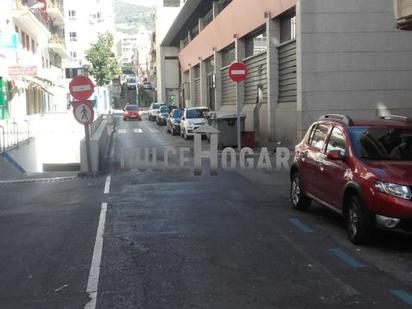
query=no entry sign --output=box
[228,62,247,82]
[69,75,94,101]
[73,101,94,125]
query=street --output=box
[1,116,412,309]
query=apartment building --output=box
[116,24,151,73]
[63,0,115,111]
[161,0,412,145]
[0,0,68,121]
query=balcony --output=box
[13,0,51,37]
[47,0,65,27]
[48,34,68,58]
[38,65,64,83]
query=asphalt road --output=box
[1,116,412,308]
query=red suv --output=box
[290,114,412,244]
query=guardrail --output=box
[90,114,104,136]
[0,118,32,154]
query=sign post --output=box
[69,76,95,174]
[228,62,247,151]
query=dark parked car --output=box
[167,108,184,135]
[290,114,412,244]
[123,104,141,121]
[156,105,170,126]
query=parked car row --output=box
[147,103,210,140]
[290,114,412,244]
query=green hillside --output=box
[114,0,155,29]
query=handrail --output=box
[0,125,4,153]
[0,118,32,153]
[90,115,104,136]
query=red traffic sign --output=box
[228,62,247,82]
[73,101,94,125]
[69,75,94,101]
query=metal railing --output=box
[0,118,32,154]
[90,115,104,136]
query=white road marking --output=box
[134,128,143,133]
[118,129,127,134]
[104,175,111,194]
[84,202,108,309]
[149,128,159,133]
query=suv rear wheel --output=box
[346,195,371,244]
[290,173,311,210]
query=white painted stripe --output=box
[84,202,108,309]
[118,129,127,134]
[134,128,143,133]
[104,175,111,194]
[231,69,246,75]
[149,128,159,133]
[72,85,92,92]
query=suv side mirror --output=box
[327,150,343,161]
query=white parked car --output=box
[180,107,210,139]
[148,102,163,121]
[126,77,137,89]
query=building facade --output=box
[161,0,412,146]
[63,0,115,112]
[0,0,68,121]
[154,0,184,105]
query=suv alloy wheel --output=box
[290,173,311,211]
[346,195,372,244]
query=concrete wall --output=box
[157,46,180,104]
[80,119,111,173]
[297,0,412,140]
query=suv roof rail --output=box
[378,114,409,122]
[319,114,353,126]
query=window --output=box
[31,39,35,53]
[280,11,296,43]
[70,51,77,59]
[68,10,76,20]
[25,34,30,51]
[245,31,267,57]
[222,46,235,67]
[21,31,25,49]
[309,124,330,150]
[326,127,347,156]
[69,32,77,42]
[163,0,180,7]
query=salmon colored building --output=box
[160,0,412,145]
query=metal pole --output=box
[236,82,241,152]
[84,124,92,174]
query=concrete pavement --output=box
[0,116,412,308]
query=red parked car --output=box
[123,104,141,121]
[290,114,412,244]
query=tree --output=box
[85,33,121,86]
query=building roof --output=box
[161,0,214,46]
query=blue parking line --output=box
[390,289,412,306]
[329,248,365,268]
[290,218,313,233]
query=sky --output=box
[120,0,156,7]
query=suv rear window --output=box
[349,127,412,161]
[309,124,330,150]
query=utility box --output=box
[207,112,246,149]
